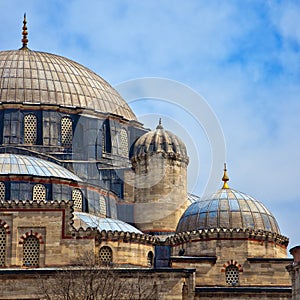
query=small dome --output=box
[177,188,280,234]
[0,49,137,121]
[74,212,142,234]
[0,153,81,181]
[132,119,188,163]
[177,166,280,234]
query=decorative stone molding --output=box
[0,219,10,234]
[19,230,44,244]
[221,259,243,273]
[169,227,289,247]
[97,230,158,245]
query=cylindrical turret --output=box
[131,120,189,236]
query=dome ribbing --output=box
[0,49,137,120]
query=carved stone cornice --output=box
[168,227,289,246]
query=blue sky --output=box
[0,1,299,250]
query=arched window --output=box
[147,251,154,267]
[61,117,73,147]
[72,189,83,211]
[98,246,113,265]
[23,235,40,267]
[225,265,239,286]
[0,226,6,266]
[0,182,5,201]
[24,114,37,144]
[119,128,129,157]
[33,184,46,201]
[99,195,106,216]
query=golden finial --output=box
[156,118,163,129]
[20,13,28,50]
[222,163,229,189]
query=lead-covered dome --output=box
[176,167,280,234]
[74,212,142,234]
[0,153,81,181]
[0,48,137,121]
[131,119,189,163]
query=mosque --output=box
[0,16,298,299]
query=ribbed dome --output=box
[0,49,137,120]
[0,153,81,181]
[176,188,280,234]
[74,212,142,234]
[132,120,188,163]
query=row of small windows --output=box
[0,235,113,268]
[0,183,107,215]
[97,247,154,268]
[102,124,129,158]
[0,239,153,268]
[24,114,72,147]
[0,182,83,205]
[22,114,129,157]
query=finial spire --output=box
[222,163,229,189]
[156,118,163,129]
[20,13,28,50]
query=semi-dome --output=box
[176,166,280,234]
[131,119,189,163]
[74,212,142,234]
[0,153,81,181]
[0,26,136,121]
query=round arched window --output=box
[225,265,239,286]
[33,184,46,201]
[72,189,83,211]
[23,235,40,267]
[61,117,73,147]
[98,246,113,265]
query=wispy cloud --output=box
[0,0,299,249]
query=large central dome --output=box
[0,49,137,121]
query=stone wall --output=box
[170,229,291,288]
[0,267,196,300]
[0,200,95,267]
[133,154,188,233]
[287,246,300,300]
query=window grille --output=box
[0,226,6,266]
[119,128,129,157]
[23,235,40,267]
[0,182,5,201]
[33,184,46,201]
[225,265,239,286]
[99,246,112,265]
[102,124,106,154]
[72,189,83,211]
[61,117,72,147]
[24,114,37,144]
[99,195,106,216]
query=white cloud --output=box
[0,0,299,249]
